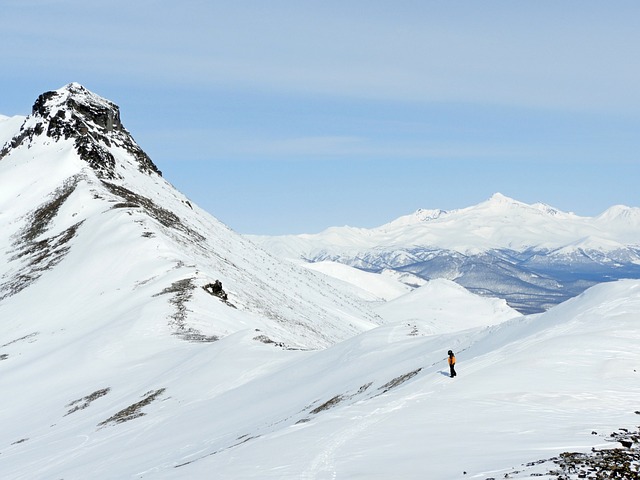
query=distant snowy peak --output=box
[472,193,575,220]
[251,193,639,259]
[596,204,640,226]
[382,193,573,232]
[383,208,448,228]
[1,83,161,179]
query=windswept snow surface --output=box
[1,280,639,479]
[302,260,413,301]
[1,115,25,142]
[374,278,521,334]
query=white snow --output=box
[1,87,639,479]
[2,277,638,479]
[250,191,640,258]
[301,260,412,301]
[374,278,521,334]
[0,114,26,145]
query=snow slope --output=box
[374,278,520,334]
[301,260,413,301]
[1,278,638,479]
[300,262,520,333]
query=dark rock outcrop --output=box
[203,280,228,301]
[1,83,162,179]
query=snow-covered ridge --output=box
[0,83,381,350]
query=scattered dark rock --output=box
[101,181,204,241]
[378,368,422,394]
[174,434,261,468]
[356,382,373,395]
[0,178,83,301]
[0,354,7,361]
[98,388,166,427]
[18,176,80,243]
[0,120,42,161]
[155,278,218,342]
[310,395,345,415]
[508,423,640,479]
[65,388,111,416]
[1,332,39,348]
[253,335,286,348]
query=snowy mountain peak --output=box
[487,192,516,204]
[31,82,122,133]
[596,204,640,226]
[474,193,578,222]
[481,192,531,210]
[1,83,161,179]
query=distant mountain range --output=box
[251,193,640,313]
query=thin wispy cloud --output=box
[3,1,640,112]
[2,1,639,233]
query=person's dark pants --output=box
[449,364,456,377]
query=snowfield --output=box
[2,279,639,479]
[1,84,639,479]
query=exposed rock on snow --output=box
[3,83,161,178]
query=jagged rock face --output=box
[32,84,123,135]
[2,83,162,179]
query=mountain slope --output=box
[2,273,638,478]
[0,83,380,352]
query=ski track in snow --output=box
[301,366,445,479]
[301,399,412,479]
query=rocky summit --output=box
[1,82,161,179]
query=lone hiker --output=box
[447,350,457,378]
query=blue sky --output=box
[1,1,639,234]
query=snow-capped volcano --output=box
[2,85,639,479]
[251,193,640,313]
[254,192,640,256]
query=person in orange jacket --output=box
[448,350,457,378]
